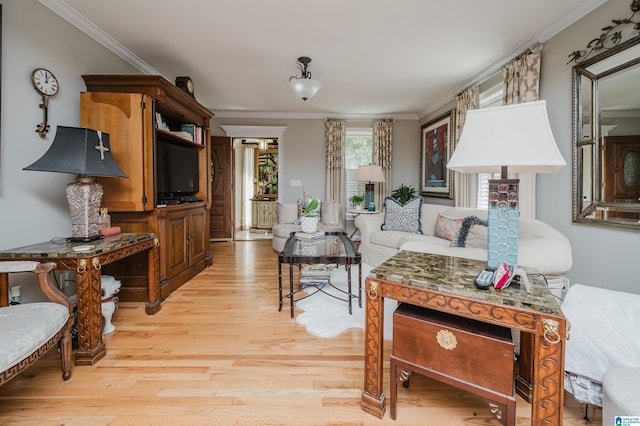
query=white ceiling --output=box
[43,0,606,118]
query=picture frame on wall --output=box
[420,109,455,199]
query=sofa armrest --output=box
[354,211,385,246]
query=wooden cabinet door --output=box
[210,136,233,240]
[189,207,207,266]
[81,92,154,212]
[165,211,190,280]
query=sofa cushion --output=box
[465,222,488,249]
[321,200,340,226]
[277,202,299,224]
[450,216,488,248]
[381,197,423,233]
[434,214,463,241]
[272,223,301,239]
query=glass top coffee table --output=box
[278,232,361,318]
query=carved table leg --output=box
[145,240,161,314]
[74,257,106,365]
[361,278,386,418]
[531,317,566,425]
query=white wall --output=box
[0,0,139,250]
[538,0,639,293]
[0,1,139,300]
[211,117,420,204]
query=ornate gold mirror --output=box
[570,1,640,230]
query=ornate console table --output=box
[0,233,160,366]
[361,251,566,425]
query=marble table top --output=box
[0,233,156,259]
[369,250,562,316]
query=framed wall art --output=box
[420,109,455,198]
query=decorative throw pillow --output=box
[465,222,489,249]
[434,214,463,241]
[381,197,423,233]
[450,216,488,248]
[277,202,299,224]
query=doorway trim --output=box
[219,126,287,201]
[220,126,286,239]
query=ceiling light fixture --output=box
[289,56,322,101]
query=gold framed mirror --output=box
[571,2,640,230]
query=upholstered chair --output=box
[0,261,74,385]
[272,200,345,252]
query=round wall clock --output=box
[31,68,59,138]
[32,68,59,96]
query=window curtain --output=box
[453,86,478,208]
[373,119,393,210]
[243,144,256,229]
[502,51,541,219]
[325,119,346,207]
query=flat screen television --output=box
[156,140,199,200]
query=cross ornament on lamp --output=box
[355,164,386,211]
[447,100,565,274]
[24,126,127,242]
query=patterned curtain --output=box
[502,51,541,218]
[324,119,346,208]
[373,119,393,210]
[454,86,478,208]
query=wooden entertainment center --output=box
[80,75,213,301]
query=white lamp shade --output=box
[289,78,322,101]
[355,164,386,182]
[447,100,566,174]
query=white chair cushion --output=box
[0,302,69,371]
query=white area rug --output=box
[295,263,396,340]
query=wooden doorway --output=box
[210,136,233,240]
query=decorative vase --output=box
[300,216,319,233]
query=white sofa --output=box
[272,201,345,252]
[561,284,640,409]
[355,203,572,293]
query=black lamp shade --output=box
[24,126,127,178]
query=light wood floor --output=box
[0,240,601,425]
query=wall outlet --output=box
[290,179,302,187]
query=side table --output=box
[348,208,381,242]
[0,233,160,365]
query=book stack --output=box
[300,264,336,286]
[295,231,325,242]
[180,124,204,144]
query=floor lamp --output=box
[447,100,565,273]
[24,126,128,242]
[355,164,386,210]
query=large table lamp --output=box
[24,126,127,242]
[355,164,386,210]
[446,100,565,272]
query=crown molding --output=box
[419,0,608,120]
[38,0,161,75]
[212,110,418,121]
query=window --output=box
[345,128,373,206]
[476,81,503,209]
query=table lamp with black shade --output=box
[446,100,565,281]
[24,126,127,242]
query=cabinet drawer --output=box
[392,303,514,396]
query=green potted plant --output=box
[300,198,320,233]
[391,184,416,204]
[349,194,365,210]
